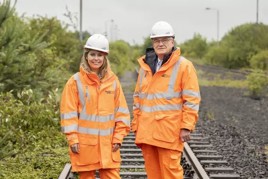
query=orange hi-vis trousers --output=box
[79,168,121,179]
[141,144,183,179]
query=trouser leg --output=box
[141,144,162,179]
[99,168,121,179]
[158,147,183,179]
[79,170,96,179]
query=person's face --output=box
[87,50,106,73]
[152,37,174,59]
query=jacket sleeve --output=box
[60,76,79,146]
[112,78,130,144]
[181,61,201,131]
[131,68,142,132]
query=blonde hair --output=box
[81,48,109,79]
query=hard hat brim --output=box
[84,46,109,54]
[150,34,175,39]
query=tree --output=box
[179,33,208,59]
[109,40,137,76]
[219,23,268,68]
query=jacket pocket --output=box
[152,116,179,143]
[169,152,182,170]
[76,136,99,165]
[111,150,121,162]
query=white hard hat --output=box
[150,21,175,39]
[84,34,109,54]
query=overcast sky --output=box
[8,0,268,45]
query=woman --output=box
[60,34,130,179]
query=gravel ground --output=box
[197,86,268,179]
[122,67,268,178]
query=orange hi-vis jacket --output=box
[60,66,130,172]
[131,48,201,152]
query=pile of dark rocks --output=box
[198,86,268,179]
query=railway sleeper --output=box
[121,153,143,158]
[196,154,223,160]
[188,141,210,145]
[121,165,145,169]
[205,167,234,173]
[120,148,141,151]
[189,144,213,149]
[193,149,218,153]
[121,144,138,148]
[209,173,241,179]
[200,160,228,165]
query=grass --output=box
[197,69,248,88]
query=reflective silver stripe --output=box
[116,107,130,114]
[182,89,201,98]
[115,118,130,126]
[139,92,146,99]
[61,124,78,133]
[141,104,182,113]
[168,57,184,94]
[74,73,85,108]
[139,68,144,91]
[78,127,114,136]
[184,102,200,111]
[139,91,181,100]
[61,111,79,120]
[79,113,114,122]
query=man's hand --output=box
[70,143,79,153]
[112,143,121,152]
[180,129,191,142]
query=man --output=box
[131,21,201,179]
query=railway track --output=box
[58,71,241,179]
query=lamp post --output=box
[206,7,220,42]
[256,0,259,23]
[104,19,113,40]
[79,0,83,41]
[104,19,118,42]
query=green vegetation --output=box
[0,89,68,178]
[1,0,268,178]
[180,23,268,97]
[246,70,268,99]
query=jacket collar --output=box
[138,47,181,73]
[79,59,115,85]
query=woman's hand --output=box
[70,143,80,153]
[112,143,121,152]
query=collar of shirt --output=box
[156,58,163,72]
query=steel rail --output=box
[183,142,210,179]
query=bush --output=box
[0,89,69,179]
[250,50,268,71]
[246,70,268,99]
[179,33,208,59]
[203,45,228,66]
[203,23,268,69]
